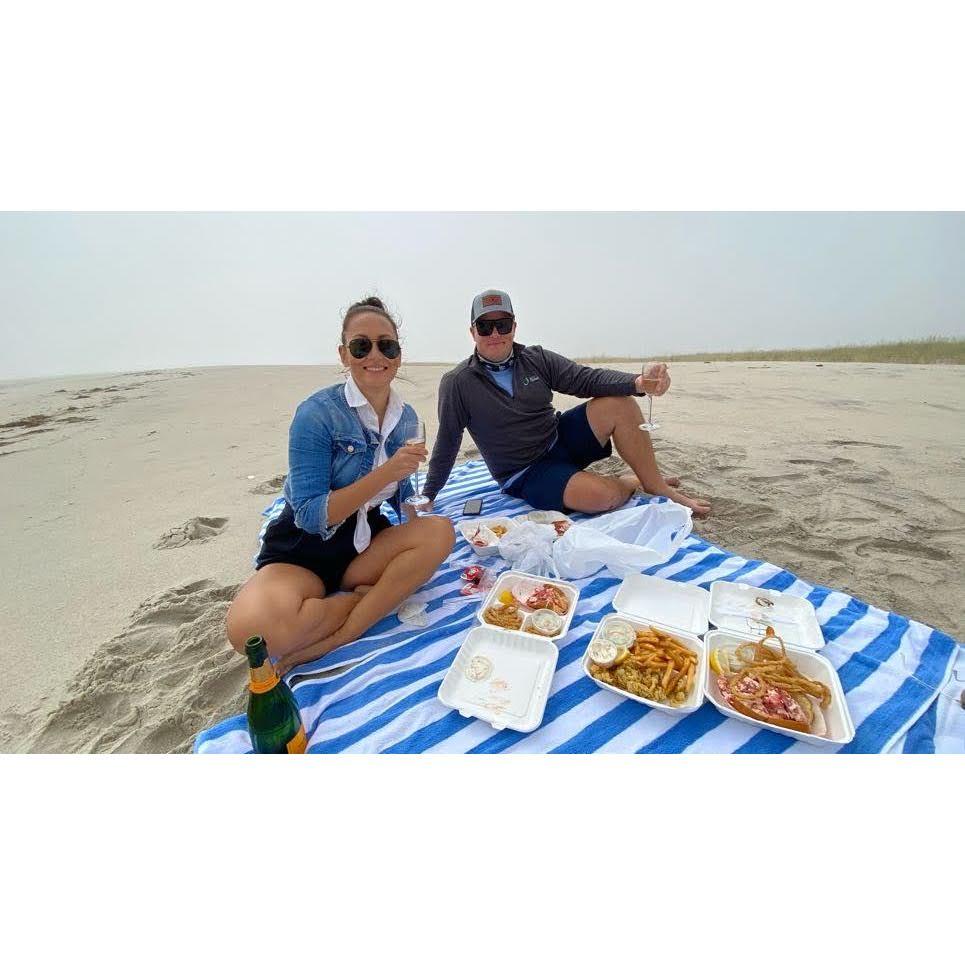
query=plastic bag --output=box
[397,598,430,627]
[498,520,559,578]
[552,501,693,580]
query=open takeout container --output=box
[582,573,711,716]
[476,570,580,642]
[525,509,573,539]
[708,581,825,651]
[457,516,519,558]
[437,625,559,732]
[703,628,855,747]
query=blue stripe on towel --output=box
[550,701,653,754]
[901,697,938,755]
[195,460,961,755]
[842,628,958,754]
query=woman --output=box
[226,296,455,673]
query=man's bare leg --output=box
[563,471,636,514]
[585,397,711,517]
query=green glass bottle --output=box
[245,636,307,754]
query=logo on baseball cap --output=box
[470,289,514,324]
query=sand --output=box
[0,361,962,752]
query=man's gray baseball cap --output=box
[470,289,514,324]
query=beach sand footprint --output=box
[154,516,228,549]
[249,474,286,495]
[2,579,246,753]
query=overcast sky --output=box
[1,212,963,380]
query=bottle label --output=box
[286,726,307,754]
[248,665,278,694]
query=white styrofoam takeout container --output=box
[457,516,518,558]
[476,570,579,642]
[708,581,825,651]
[525,510,572,538]
[614,573,711,637]
[582,573,712,716]
[437,625,559,732]
[703,628,855,747]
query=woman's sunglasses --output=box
[474,318,515,336]
[346,336,402,360]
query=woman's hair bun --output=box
[341,294,399,340]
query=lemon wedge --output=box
[611,647,630,667]
[709,647,734,676]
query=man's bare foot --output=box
[621,472,683,495]
[669,491,711,519]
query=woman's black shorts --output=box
[255,502,391,593]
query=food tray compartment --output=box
[703,629,854,747]
[612,573,711,637]
[476,570,579,641]
[708,581,825,651]
[582,614,707,716]
[458,516,518,558]
[437,625,559,732]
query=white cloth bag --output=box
[552,502,693,580]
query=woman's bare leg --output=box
[225,563,364,659]
[273,516,456,675]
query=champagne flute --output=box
[404,417,430,512]
[638,365,661,432]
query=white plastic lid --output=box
[611,573,711,637]
[708,581,825,651]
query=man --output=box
[421,289,711,518]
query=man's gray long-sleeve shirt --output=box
[423,343,640,500]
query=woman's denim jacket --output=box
[283,382,418,539]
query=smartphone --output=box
[462,497,483,516]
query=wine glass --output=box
[638,365,661,432]
[404,417,430,512]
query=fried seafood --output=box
[589,626,697,707]
[483,603,523,630]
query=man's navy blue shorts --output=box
[502,402,611,511]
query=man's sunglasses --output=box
[474,317,515,337]
[346,336,402,360]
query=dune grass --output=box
[579,336,964,365]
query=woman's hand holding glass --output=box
[383,443,427,483]
[403,418,431,512]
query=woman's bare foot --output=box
[274,630,349,676]
[665,475,681,488]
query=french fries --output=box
[589,625,698,707]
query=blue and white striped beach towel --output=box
[195,461,963,754]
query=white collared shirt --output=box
[343,374,404,552]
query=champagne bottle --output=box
[245,636,307,754]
